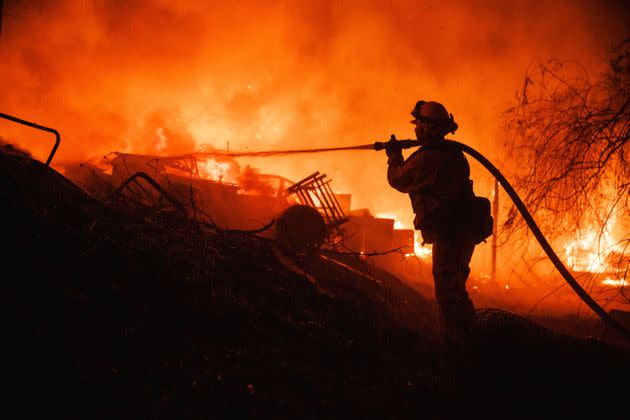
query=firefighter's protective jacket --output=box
[387,141,473,236]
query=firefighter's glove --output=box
[385,141,403,165]
[385,141,402,157]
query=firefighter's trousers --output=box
[432,237,476,342]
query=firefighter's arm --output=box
[387,150,436,193]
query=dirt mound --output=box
[2,148,629,419]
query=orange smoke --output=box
[1,0,628,300]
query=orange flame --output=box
[155,128,168,152]
[375,212,432,260]
[198,158,234,183]
[564,215,626,286]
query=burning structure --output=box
[106,152,291,231]
[4,139,629,419]
[62,150,417,267]
[2,2,630,418]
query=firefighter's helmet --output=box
[410,100,458,135]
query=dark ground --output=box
[3,146,630,419]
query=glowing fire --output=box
[602,278,627,287]
[375,212,432,260]
[413,235,432,260]
[564,215,626,286]
[155,128,168,152]
[197,158,233,183]
[375,213,405,229]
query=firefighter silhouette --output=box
[386,100,477,343]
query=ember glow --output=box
[413,238,433,260]
[1,0,627,298]
[375,212,431,259]
[375,213,405,230]
[564,214,627,286]
[155,128,168,152]
[197,158,234,184]
[565,230,621,273]
[602,278,628,287]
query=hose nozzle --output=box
[374,135,419,151]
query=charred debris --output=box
[2,142,630,418]
[61,148,418,269]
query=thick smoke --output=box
[1,0,628,309]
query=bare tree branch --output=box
[501,40,630,299]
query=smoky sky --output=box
[1,0,628,222]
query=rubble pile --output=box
[2,145,629,419]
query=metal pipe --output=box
[0,112,61,166]
[323,179,345,221]
[314,175,335,223]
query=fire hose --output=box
[196,136,630,340]
[2,111,622,339]
[435,138,630,341]
[1,107,625,338]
